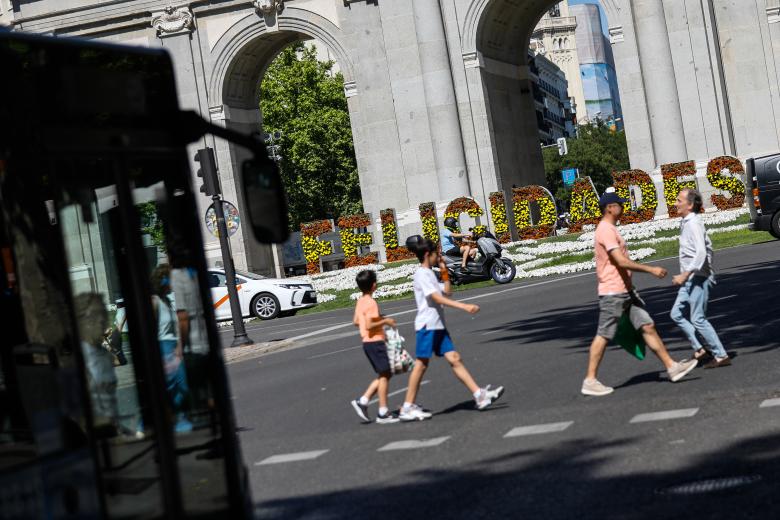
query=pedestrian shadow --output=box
[434,399,510,416]
[475,259,780,356]
[255,431,780,519]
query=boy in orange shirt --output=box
[350,270,400,424]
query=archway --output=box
[207,8,359,274]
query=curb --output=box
[224,339,296,364]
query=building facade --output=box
[5,0,780,274]
[530,51,575,144]
[569,3,622,126]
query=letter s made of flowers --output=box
[707,156,746,211]
[337,214,377,268]
[612,169,658,224]
[301,219,334,274]
[512,185,558,239]
[569,177,602,232]
[661,161,698,218]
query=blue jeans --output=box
[670,276,727,358]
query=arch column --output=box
[631,0,687,167]
[412,0,470,200]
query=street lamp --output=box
[263,130,283,162]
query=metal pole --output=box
[212,195,253,347]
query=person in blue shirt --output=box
[441,217,476,271]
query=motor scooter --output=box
[442,228,516,285]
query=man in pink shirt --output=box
[582,192,698,396]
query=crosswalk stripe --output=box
[255,450,329,466]
[504,421,573,438]
[630,408,699,423]
[378,436,450,451]
[759,398,780,408]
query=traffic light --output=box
[557,137,568,156]
[194,147,221,197]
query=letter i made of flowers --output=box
[488,192,511,243]
[419,202,440,243]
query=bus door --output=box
[0,32,279,519]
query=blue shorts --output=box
[415,328,455,359]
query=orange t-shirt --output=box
[594,220,631,295]
[353,295,385,342]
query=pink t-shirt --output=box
[594,220,631,295]
[353,295,386,342]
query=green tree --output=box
[542,121,630,201]
[260,43,362,230]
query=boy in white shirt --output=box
[399,237,504,421]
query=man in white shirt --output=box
[671,189,731,368]
[399,237,504,421]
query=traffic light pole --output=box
[213,194,254,347]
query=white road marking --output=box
[285,272,597,343]
[504,421,573,438]
[369,380,430,405]
[308,345,362,359]
[630,408,699,423]
[710,295,737,304]
[480,329,501,336]
[255,450,329,466]
[760,398,780,408]
[378,436,450,451]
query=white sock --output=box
[359,396,369,406]
[379,406,388,416]
[402,402,413,410]
[473,389,482,399]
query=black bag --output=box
[108,319,128,366]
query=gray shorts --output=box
[597,293,654,340]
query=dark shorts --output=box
[415,328,455,358]
[363,341,391,375]
[597,293,654,340]
[445,247,461,256]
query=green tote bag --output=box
[614,313,646,360]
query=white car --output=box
[207,269,317,320]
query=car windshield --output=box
[236,270,266,280]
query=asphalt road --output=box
[225,240,780,520]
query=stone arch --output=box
[208,6,356,109]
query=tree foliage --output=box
[260,43,362,230]
[542,121,630,202]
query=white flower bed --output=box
[309,208,750,301]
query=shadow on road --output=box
[476,259,780,357]
[255,431,780,519]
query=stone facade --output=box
[7,0,780,272]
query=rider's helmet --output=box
[443,216,458,231]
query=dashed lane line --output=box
[504,421,574,438]
[255,450,329,466]
[369,380,430,405]
[378,436,451,451]
[760,398,780,408]
[630,408,699,423]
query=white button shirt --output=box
[679,213,713,278]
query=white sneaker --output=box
[668,359,698,382]
[350,399,370,422]
[399,404,432,422]
[581,379,614,396]
[475,385,505,410]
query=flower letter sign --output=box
[301,219,334,274]
[337,214,377,268]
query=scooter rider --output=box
[441,217,477,271]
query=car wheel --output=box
[251,293,280,320]
[771,211,780,239]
